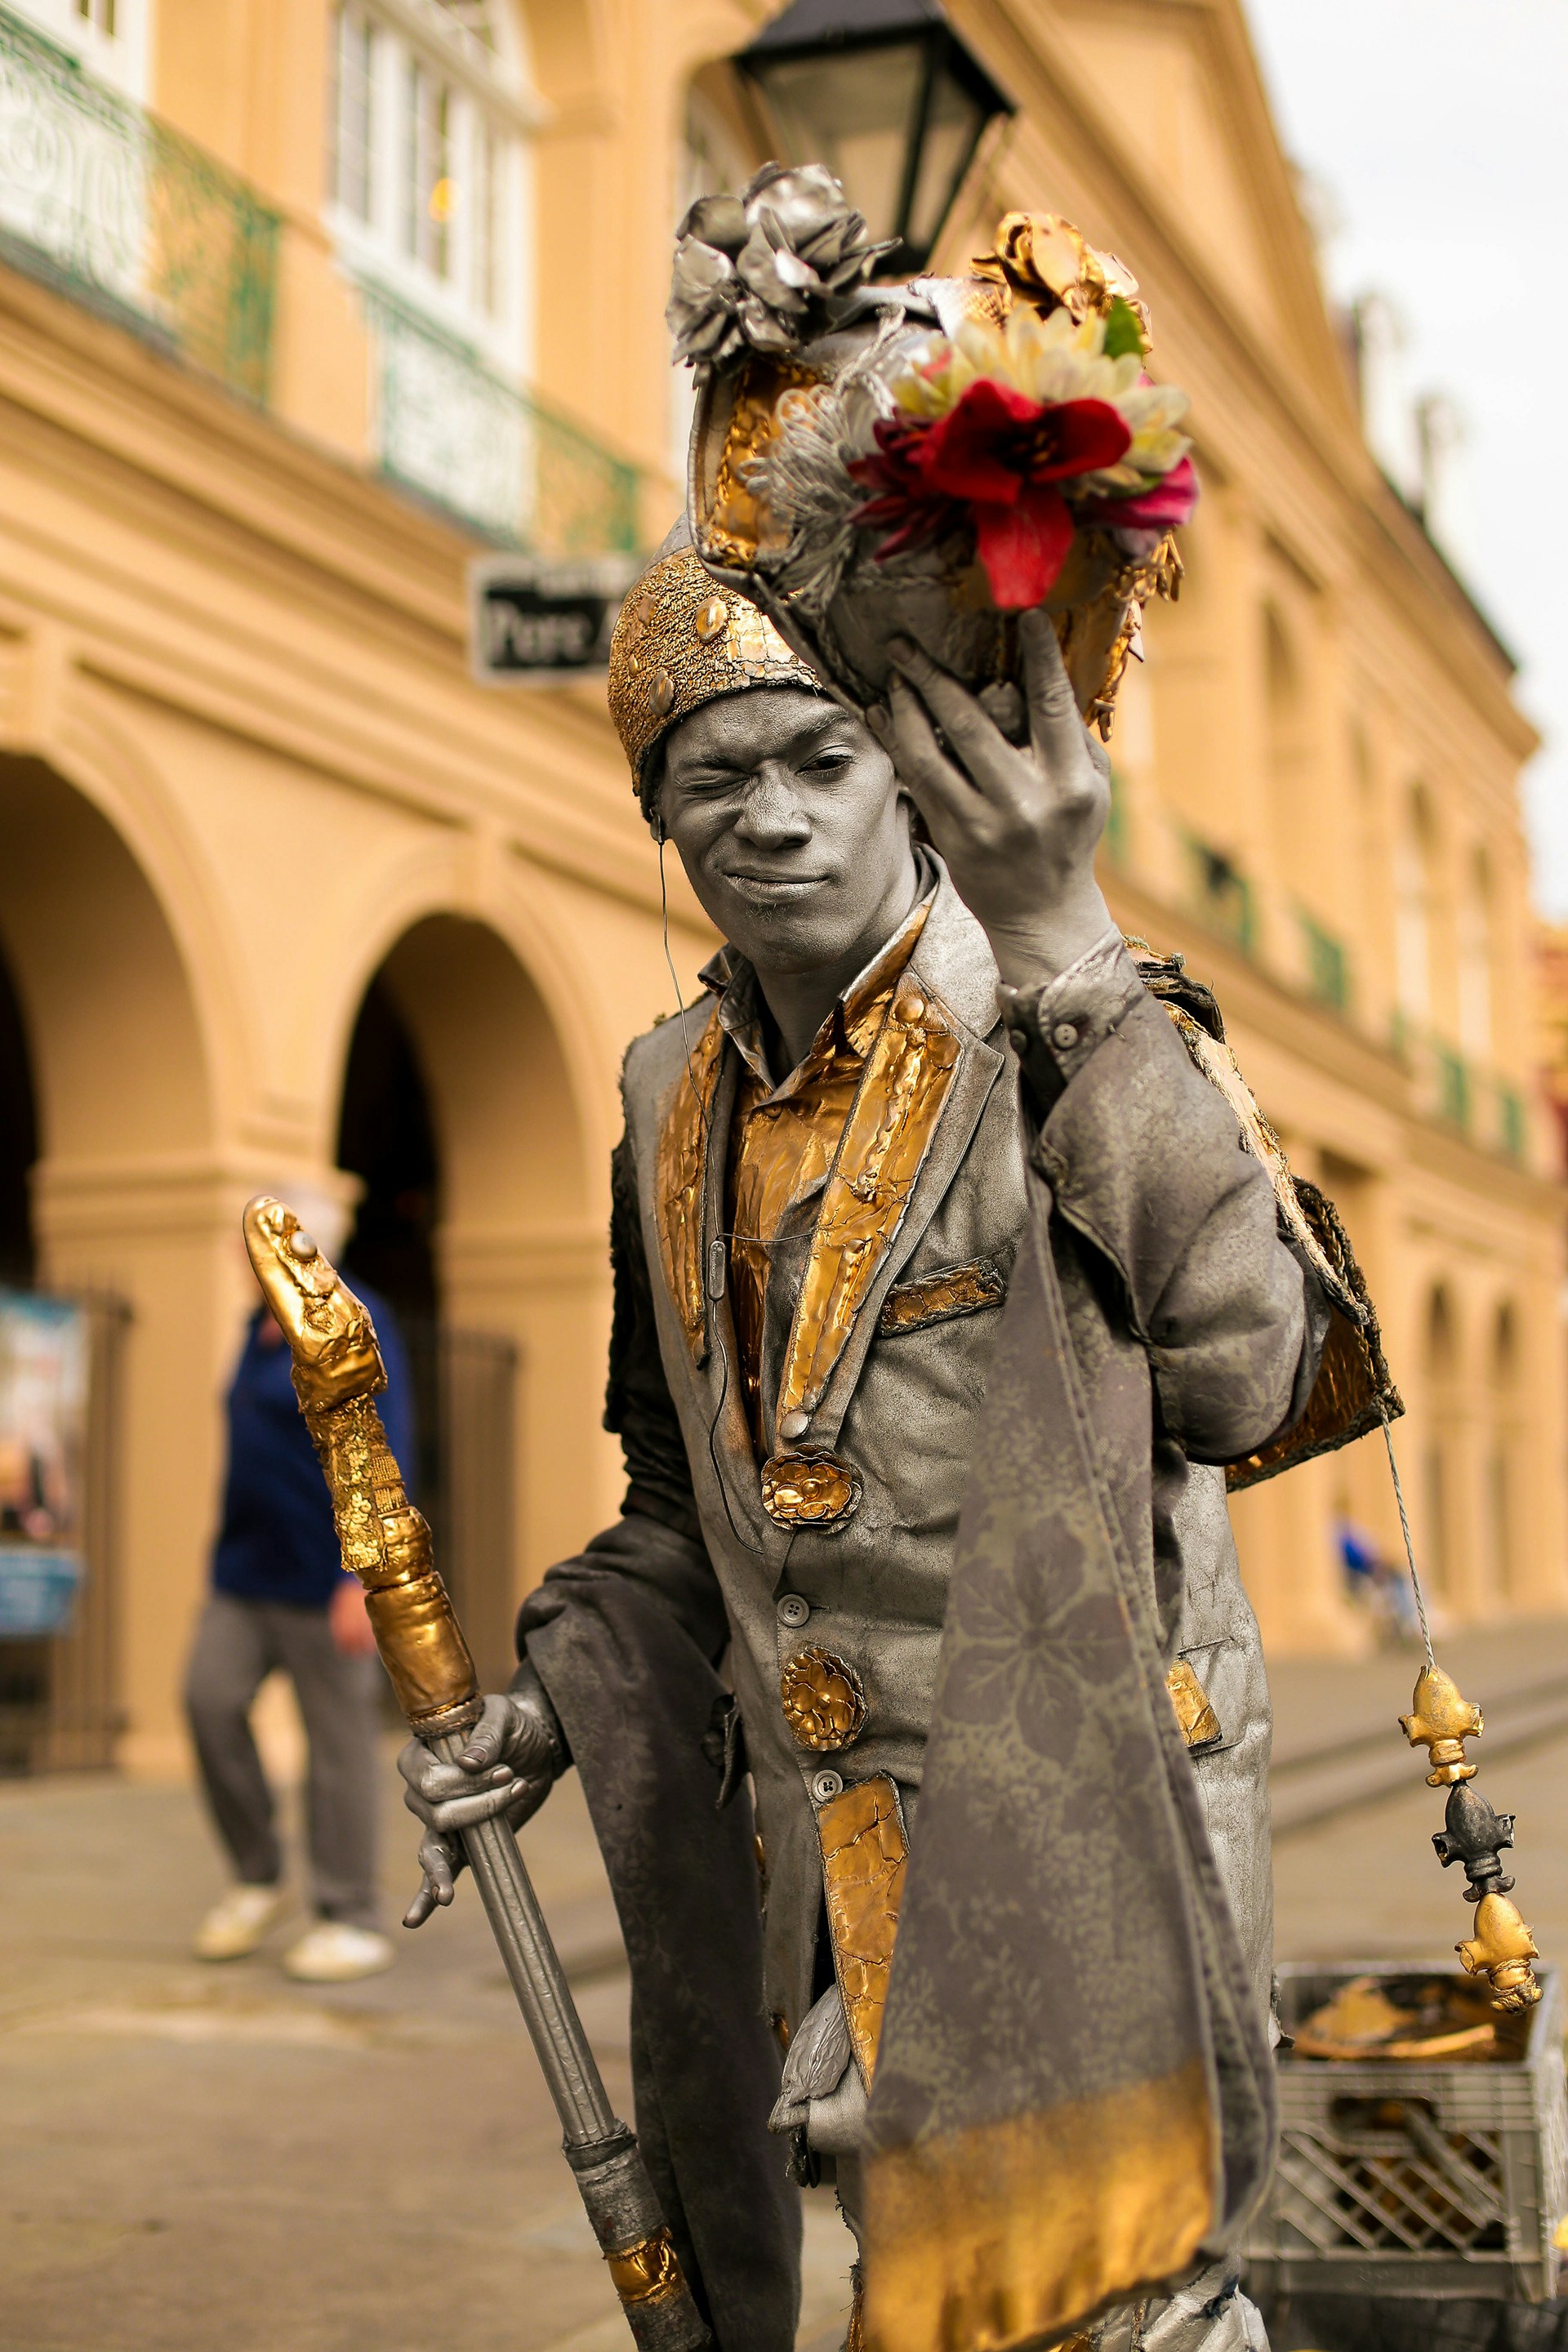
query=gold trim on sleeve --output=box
[605,2228,684,2307]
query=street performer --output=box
[399,526,1325,2352]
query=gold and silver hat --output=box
[607,538,822,810]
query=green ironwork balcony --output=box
[0,4,278,401]
[363,289,643,555]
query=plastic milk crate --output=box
[1245,1962,1567,2305]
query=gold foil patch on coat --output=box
[654,1006,725,1356]
[760,1449,862,1528]
[817,1775,908,2087]
[775,976,962,1428]
[1165,1659,1222,1751]
[878,1256,1006,1337]
[781,1646,867,1751]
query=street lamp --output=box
[734,0,1014,275]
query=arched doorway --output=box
[337,912,611,1686]
[0,753,215,1771]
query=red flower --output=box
[849,380,1132,608]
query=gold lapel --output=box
[654,1009,725,1357]
[776,972,961,1426]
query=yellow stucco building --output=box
[0,0,1559,1775]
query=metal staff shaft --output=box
[432,1732,616,2143]
[437,1744,709,2349]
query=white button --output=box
[810,1769,844,1803]
[289,1230,318,1260]
[777,1408,809,1443]
[777,1593,810,1629]
[1052,1021,1080,1050]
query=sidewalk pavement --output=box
[0,1755,858,2352]
[4,1618,1567,2352]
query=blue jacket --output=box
[212,1283,415,1610]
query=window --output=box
[325,1,535,365]
[4,0,149,100]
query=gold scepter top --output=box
[242,1196,482,1741]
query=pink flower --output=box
[1076,454,1200,531]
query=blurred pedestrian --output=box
[185,1256,413,1981]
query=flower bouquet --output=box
[670,170,1197,737]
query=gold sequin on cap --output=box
[606,544,822,788]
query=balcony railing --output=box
[0,4,278,401]
[363,289,643,555]
[1298,910,1352,1013]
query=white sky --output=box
[1241,0,1568,914]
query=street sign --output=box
[468,551,644,685]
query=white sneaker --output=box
[282,1922,395,1982]
[194,1884,288,1961]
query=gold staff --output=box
[243,1195,710,2352]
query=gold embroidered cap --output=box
[608,541,822,801]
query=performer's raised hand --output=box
[872,611,1112,987]
[398,1678,565,1927]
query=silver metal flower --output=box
[667,163,896,373]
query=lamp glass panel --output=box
[748,43,925,246]
[904,69,986,259]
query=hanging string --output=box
[1379,1402,1437,1672]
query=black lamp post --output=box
[734,0,1014,275]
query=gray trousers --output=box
[185,1592,381,1931]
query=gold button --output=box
[780,1646,867,1752]
[694,596,728,643]
[647,670,675,716]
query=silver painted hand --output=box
[398,1678,565,1927]
[873,610,1112,989]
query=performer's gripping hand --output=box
[872,611,1112,988]
[399,1668,566,1927]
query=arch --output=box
[370,910,589,1230]
[336,910,615,1655]
[0,755,212,1166]
[0,751,222,1776]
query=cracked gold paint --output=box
[1165,1659,1221,1751]
[777,973,960,1428]
[760,1449,861,1529]
[727,896,930,1447]
[878,1257,1006,1336]
[653,1005,725,1358]
[242,1196,479,1735]
[817,1776,908,2085]
[862,2059,1214,2352]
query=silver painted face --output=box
[658,686,916,984]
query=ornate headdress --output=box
[607,539,823,816]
